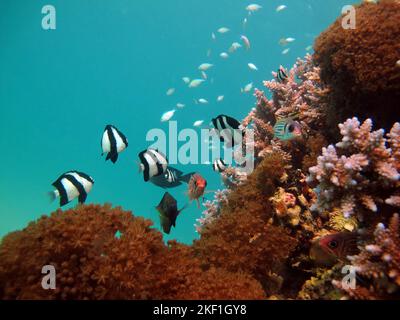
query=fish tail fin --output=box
[179,203,189,215]
[110,152,118,164]
[47,191,57,203]
[105,152,118,163]
[180,172,195,183]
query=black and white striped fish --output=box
[213,158,227,172]
[150,167,194,189]
[49,171,94,207]
[101,125,128,163]
[276,65,288,83]
[211,114,244,148]
[138,148,168,182]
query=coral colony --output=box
[1,0,400,300]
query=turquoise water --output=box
[0,0,353,244]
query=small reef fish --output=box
[161,109,176,122]
[182,77,190,84]
[176,103,185,108]
[276,65,289,83]
[156,192,187,234]
[198,63,213,71]
[206,49,212,57]
[243,17,247,28]
[213,158,227,172]
[150,167,193,189]
[189,79,205,88]
[211,32,216,40]
[310,232,359,267]
[282,48,290,55]
[220,52,229,59]
[49,171,94,207]
[101,125,128,164]
[217,27,230,34]
[243,82,253,93]
[248,63,258,71]
[166,88,175,96]
[276,5,287,12]
[273,117,302,141]
[193,120,204,127]
[201,71,207,80]
[198,98,208,104]
[305,45,313,52]
[217,95,224,102]
[187,173,207,208]
[211,114,244,148]
[241,35,251,50]
[246,4,262,12]
[279,37,295,46]
[138,148,168,182]
[229,42,242,53]
[279,38,288,46]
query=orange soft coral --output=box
[314,0,400,138]
[194,154,298,296]
[0,204,265,300]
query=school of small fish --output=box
[48,3,310,236]
[158,2,305,128]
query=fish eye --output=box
[288,124,294,132]
[328,240,338,249]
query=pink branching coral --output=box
[244,54,329,158]
[333,213,400,299]
[307,118,400,218]
[195,189,230,233]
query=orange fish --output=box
[310,232,359,266]
[187,173,207,208]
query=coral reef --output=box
[333,213,400,299]
[1,3,400,301]
[244,54,329,172]
[194,154,304,297]
[298,265,344,300]
[314,0,400,138]
[0,204,265,300]
[195,189,229,233]
[307,118,400,219]
[243,55,328,160]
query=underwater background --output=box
[0,0,352,243]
